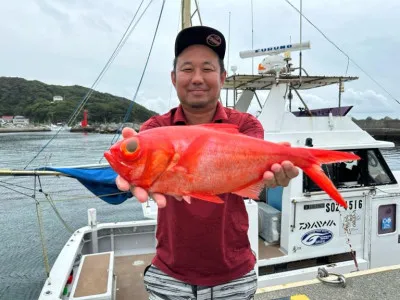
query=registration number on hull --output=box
[326,199,363,212]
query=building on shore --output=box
[1,116,13,123]
[53,95,63,102]
[12,116,30,125]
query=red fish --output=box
[104,124,360,208]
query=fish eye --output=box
[125,139,138,153]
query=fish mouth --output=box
[104,151,120,171]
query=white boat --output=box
[2,1,400,300]
[50,123,71,132]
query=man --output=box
[117,25,299,299]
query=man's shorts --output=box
[143,264,257,300]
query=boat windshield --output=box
[303,148,397,193]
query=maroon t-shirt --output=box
[140,102,264,286]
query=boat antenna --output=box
[226,11,231,107]
[299,0,303,79]
[251,0,254,74]
[227,11,231,76]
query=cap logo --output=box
[206,34,221,47]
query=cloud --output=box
[287,87,399,119]
[135,89,179,115]
[343,89,393,113]
[291,93,331,110]
[1,0,399,118]
[34,0,70,24]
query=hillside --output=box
[0,77,158,124]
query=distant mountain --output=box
[0,77,158,124]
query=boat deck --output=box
[113,239,284,299]
[97,249,399,300]
[114,253,153,300]
[255,265,400,300]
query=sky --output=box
[1,0,400,119]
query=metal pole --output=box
[339,78,342,109]
[299,0,303,79]
[181,0,191,29]
[226,11,231,107]
[251,0,254,75]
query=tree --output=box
[0,76,158,124]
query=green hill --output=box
[0,77,158,124]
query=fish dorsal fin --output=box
[195,123,240,134]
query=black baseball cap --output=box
[174,25,226,60]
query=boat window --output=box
[367,150,394,185]
[303,149,396,193]
[337,160,361,186]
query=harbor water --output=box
[1,131,400,300]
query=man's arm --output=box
[140,118,162,132]
[239,113,264,139]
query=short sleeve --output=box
[240,114,264,140]
[140,118,162,132]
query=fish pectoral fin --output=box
[175,134,209,174]
[166,153,181,171]
[189,193,224,204]
[232,180,264,199]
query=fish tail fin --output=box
[302,164,348,208]
[306,148,360,164]
[295,148,360,209]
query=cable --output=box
[105,0,167,154]
[66,0,149,127]
[168,3,183,110]
[0,180,36,191]
[24,0,153,169]
[0,182,35,198]
[283,0,400,105]
[36,176,74,233]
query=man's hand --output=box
[115,127,168,208]
[263,142,299,188]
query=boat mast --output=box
[181,0,192,29]
[181,0,202,29]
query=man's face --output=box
[171,45,226,110]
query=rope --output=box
[43,193,74,233]
[104,0,167,159]
[38,191,130,203]
[0,182,35,199]
[65,0,151,128]
[35,200,50,277]
[36,176,75,233]
[0,182,129,203]
[338,206,360,272]
[168,6,183,110]
[283,0,400,105]
[32,176,50,278]
[0,180,36,191]
[23,0,151,170]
